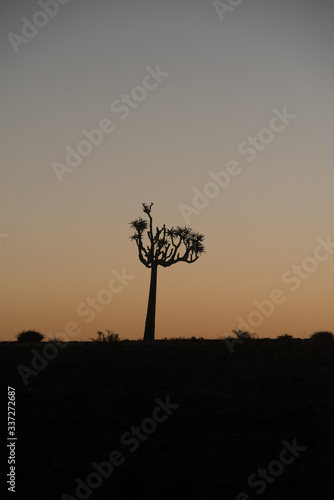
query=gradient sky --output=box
[1,0,334,341]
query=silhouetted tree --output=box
[130,203,205,341]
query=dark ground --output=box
[1,338,334,499]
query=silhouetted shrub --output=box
[91,330,120,342]
[16,330,44,343]
[310,331,334,345]
[165,337,186,342]
[232,329,255,340]
[47,336,68,344]
[277,334,294,341]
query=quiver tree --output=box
[130,203,205,341]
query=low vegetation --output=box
[16,329,45,343]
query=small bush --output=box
[310,331,334,344]
[47,336,67,344]
[232,329,255,340]
[16,330,45,343]
[277,334,294,340]
[91,330,120,342]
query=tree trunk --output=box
[143,264,158,341]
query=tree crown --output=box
[130,203,205,268]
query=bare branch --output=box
[130,203,205,269]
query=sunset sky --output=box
[1,0,334,341]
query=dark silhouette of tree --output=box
[130,203,205,341]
